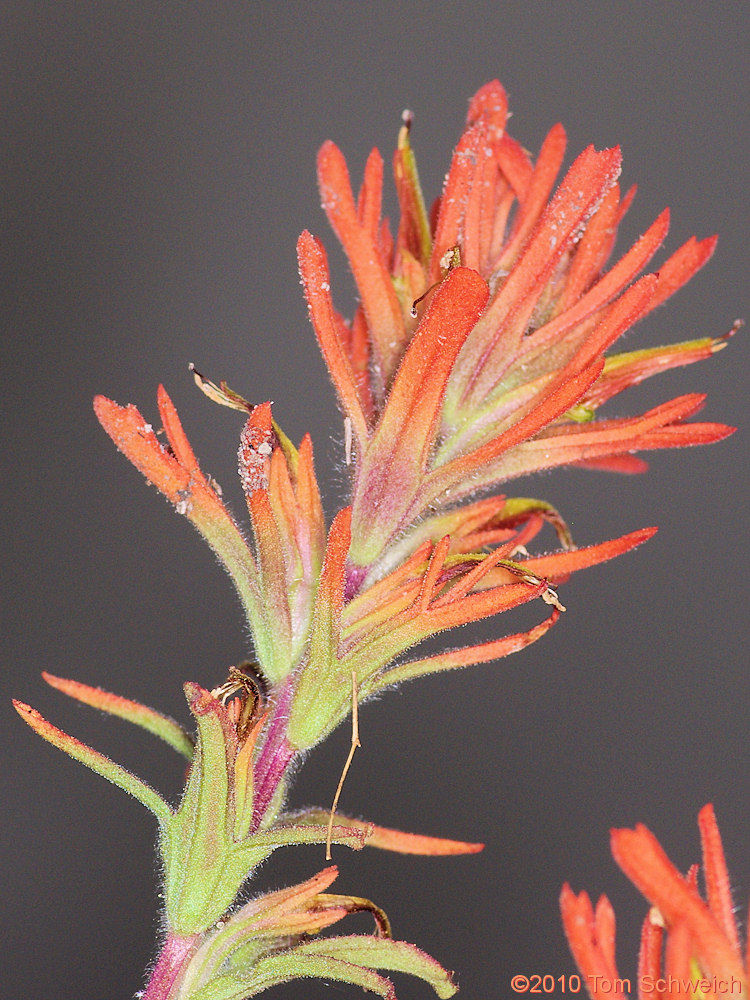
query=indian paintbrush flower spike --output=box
[88,78,735,756]
[15,80,737,999]
[300,79,733,582]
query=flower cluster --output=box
[15,80,733,999]
[562,806,748,1000]
[305,83,730,578]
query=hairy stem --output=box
[251,675,297,829]
[141,933,200,1000]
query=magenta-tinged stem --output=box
[141,933,200,1000]
[344,561,368,602]
[251,676,297,830]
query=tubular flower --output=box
[561,805,748,1000]
[299,79,733,577]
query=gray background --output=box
[3,3,748,998]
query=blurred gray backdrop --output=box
[3,3,748,998]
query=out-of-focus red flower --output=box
[561,805,747,1000]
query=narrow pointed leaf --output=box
[344,580,546,693]
[429,358,605,501]
[164,683,237,934]
[495,131,533,198]
[429,125,480,283]
[466,78,508,136]
[648,234,717,309]
[42,672,193,759]
[573,454,649,474]
[461,120,499,272]
[238,866,340,922]
[291,935,457,998]
[697,804,740,954]
[287,507,352,749]
[13,700,171,825]
[295,433,326,574]
[246,489,293,676]
[383,608,559,684]
[178,867,343,992]
[531,210,669,351]
[357,147,384,242]
[394,121,431,266]
[232,713,266,843]
[243,822,370,852]
[560,886,628,1000]
[343,540,433,630]
[199,953,396,1000]
[498,527,658,582]
[282,809,484,855]
[638,911,665,999]
[489,396,734,482]
[557,185,623,313]
[583,335,724,410]
[297,231,370,445]
[498,121,567,266]
[587,900,616,981]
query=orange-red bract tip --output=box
[517,526,658,582]
[14,700,75,748]
[297,229,370,442]
[183,681,214,712]
[40,671,128,712]
[13,698,36,721]
[317,139,406,392]
[94,393,191,504]
[697,804,741,954]
[13,699,56,741]
[42,671,109,697]
[366,827,485,856]
[466,79,508,135]
[310,506,352,641]
[560,884,627,1000]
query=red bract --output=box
[561,806,748,1000]
[93,80,734,755]
[299,79,733,575]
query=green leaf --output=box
[292,935,457,998]
[13,700,171,826]
[42,672,194,759]
[286,508,352,749]
[394,117,432,267]
[176,867,343,995]
[244,821,370,852]
[563,403,596,423]
[164,684,234,933]
[282,808,484,855]
[189,954,397,1000]
[497,497,574,548]
[162,684,301,935]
